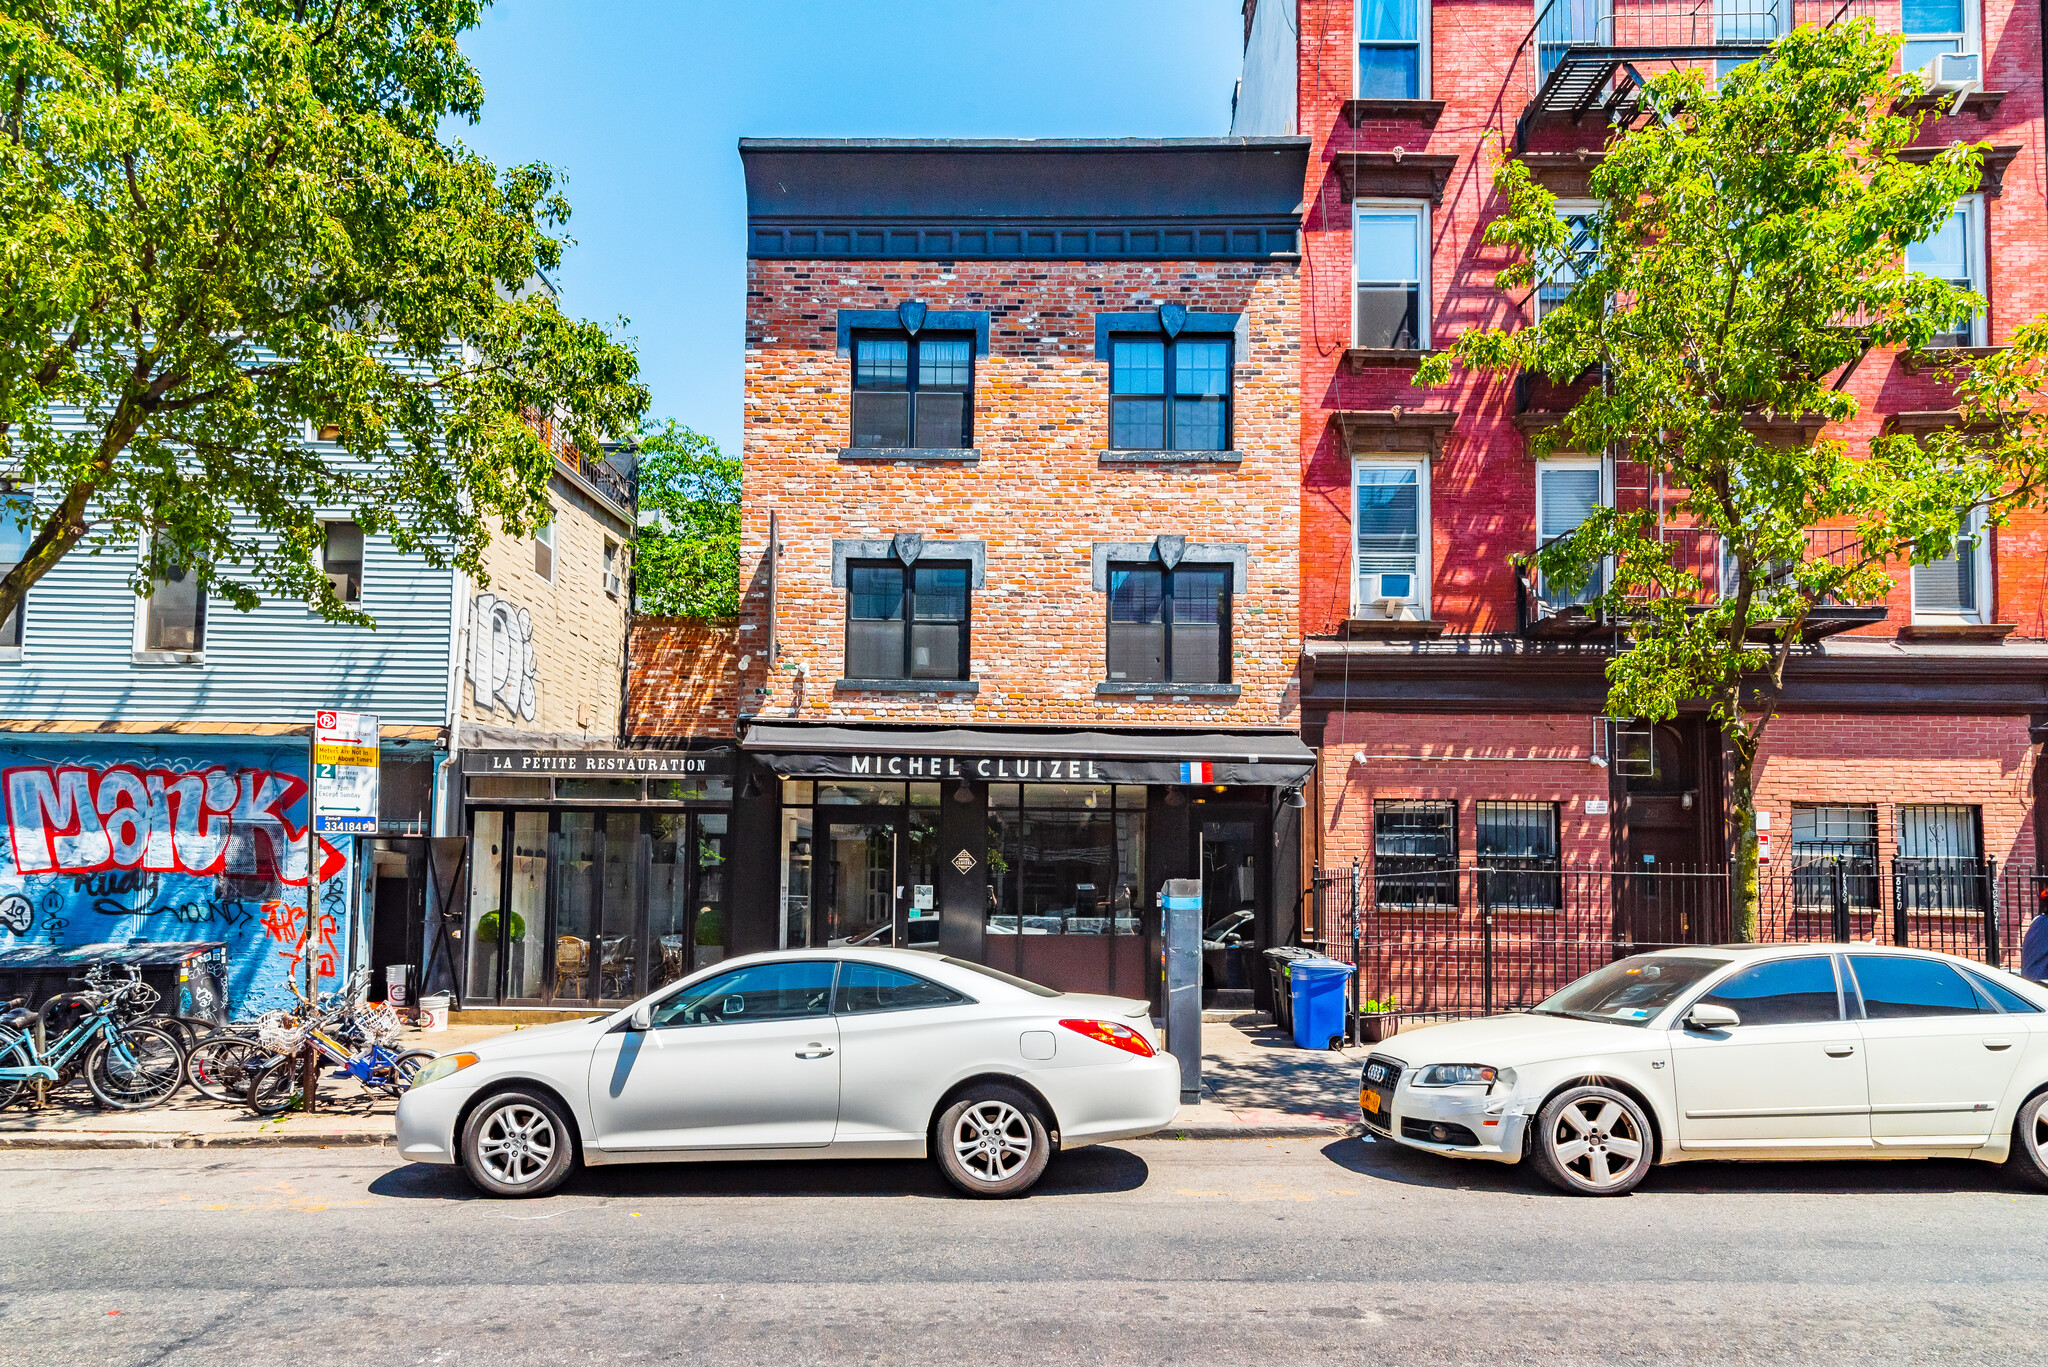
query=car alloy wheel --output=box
[461,1090,575,1198]
[2008,1091,2048,1192]
[954,1100,1034,1183]
[1531,1084,1652,1196]
[933,1084,1052,1198]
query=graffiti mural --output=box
[468,592,538,721]
[0,744,358,1017]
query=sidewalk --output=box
[0,1018,1366,1149]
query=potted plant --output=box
[1358,997,1400,1044]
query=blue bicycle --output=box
[0,964,187,1110]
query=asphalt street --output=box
[3,1138,2044,1367]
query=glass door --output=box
[461,808,550,1006]
[819,816,899,947]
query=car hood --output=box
[462,1015,608,1060]
[1370,1012,1664,1069]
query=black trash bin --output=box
[1263,946,1314,1035]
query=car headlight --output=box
[411,1052,479,1089]
[1414,1063,1512,1090]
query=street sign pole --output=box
[304,721,319,1114]
[306,708,381,1116]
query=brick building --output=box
[715,138,1315,1007]
[1233,0,2048,996]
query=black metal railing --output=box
[567,448,637,513]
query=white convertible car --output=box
[396,948,1180,1198]
[1360,944,2048,1195]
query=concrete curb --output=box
[0,1122,1362,1150]
[1157,1122,1363,1140]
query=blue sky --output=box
[457,1,1248,455]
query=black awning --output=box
[741,725,1313,786]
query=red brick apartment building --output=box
[1232,0,2048,996]
[708,139,1314,1009]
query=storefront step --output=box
[447,1008,606,1026]
[1202,1009,1271,1024]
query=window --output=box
[602,539,623,598]
[1476,800,1562,909]
[650,960,836,1027]
[1536,461,1604,608]
[1537,0,1608,82]
[1912,504,1989,622]
[1357,0,1427,98]
[1105,564,1230,685]
[1536,954,1725,1026]
[1354,203,1428,349]
[984,783,1149,947]
[852,333,973,450]
[1847,953,1986,1018]
[533,518,555,581]
[1696,957,1842,1026]
[1896,803,1985,913]
[1790,803,1879,909]
[1373,800,1456,906]
[139,545,205,656]
[1907,198,1986,348]
[321,520,363,603]
[1902,0,1976,71]
[1108,336,1231,451]
[1962,967,2042,1013]
[1354,461,1428,614]
[1537,203,1598,318]
[835,963,969,1014]
[0,492,31,649]
[846,560,970,681]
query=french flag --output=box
[1180,761,1212,784]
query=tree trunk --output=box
[1728,724,1761,941]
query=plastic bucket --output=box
[385,963,412,1008]
[418,993,451,1032]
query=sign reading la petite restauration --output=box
[312,710,379,835]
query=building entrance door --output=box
[1198,816,1263,1007]
[1618,719,1725,944]
[820,818,897,947]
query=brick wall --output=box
[739,259,1301,728]
[627,617,741,741]
[1294,0,2048,640]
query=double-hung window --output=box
[1537,202,1598,319]
[1476,800,1562,909]
[1373,800,1456,907]
[846,560,970,681]
[1354,461,1429,615]
[322,520,363,603]
[1907,198,1987,348]
[1791,803,1879,909]
[1535,460,1604,609]
[852,333,974,450]
[1902,0,1976,72]
[1896,803,1985,912]
[1357,0,1427,98]
[1109,336,1231,451]
[137,538,205,658]
[1354,203,1429,350]
[1106,564,1231,685]
[1912,503,1990,622]
[0,490,31,649]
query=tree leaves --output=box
[630,420,738,620]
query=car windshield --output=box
[1532,955,1726,1027]
[941,957,1063,998]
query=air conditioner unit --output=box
[1359,594,1419,622]
[604,568,624,597]
[1919,51,1981,109]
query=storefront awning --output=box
[742,725,1313,786]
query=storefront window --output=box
[651,777,734,802]
[560,777,643,801]
[506,811,547,999]
[650,813,691,988]
[781,808,814,948]
[599,811,642,998]
[817,780,907,806]
[467,811,505,999]
[556,813,597,1000]
[984,785,1148,938]
[694,813,729,968]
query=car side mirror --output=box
[627,1003,653,1032]
[1685,1003,1740,1031]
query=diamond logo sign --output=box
[951,849,977,875]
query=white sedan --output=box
[396,948,1180,1198]
[1360,944,2048,1195]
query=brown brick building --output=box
[1233,0,2048,1006]
[719,139,1315,1007]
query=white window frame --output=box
[1353,199,1431,351]
[0,485,33,661]
[532,516,556,584]
[1535,200,1599,322]
[1352,457,1431,618]
[1910,502,1992,624]
[602,538,623,598]
[1907,195,1989,348]
[132,533,206,665]
[1356,0,1432,100]
[1901,0,1982,71]
[319,517,365,605]
[1534,456,1609,608]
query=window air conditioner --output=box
[1919,51,1981,109]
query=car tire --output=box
[933,1084,1052,1198]
[2007,1090,2048,1192]
[460,1089,577,1199]
[1528,1084,1654,1197]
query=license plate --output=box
[1361,1089,1382,1115]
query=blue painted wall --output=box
[0,739,359,1017]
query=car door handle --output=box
[1824,1045,1856,1057]
[795,1045,835,1059]
[1984,1039,2014,1051]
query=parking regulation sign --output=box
[313,710,380,835]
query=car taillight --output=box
[1059,1018,1156,1058]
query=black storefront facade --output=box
[722,726,1314,1012]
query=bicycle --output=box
[245,982,432,1115]
[187,971,363,1104]
[0,964,186,1110]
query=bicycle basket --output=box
[354,1003,403,1047]
[256,1011,307,1053]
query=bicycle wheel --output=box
[85,1023,186,1110]
[0,1029,30,1110]
[186,1036,265,1104]
[246,1052,304,1117]
[388,1049,435,1093]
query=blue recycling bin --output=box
[1290,957,1356,1050]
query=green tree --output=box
[630,420,739,619]
[0,0,647,626]
[1418,21,2048,937]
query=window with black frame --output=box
[1790,803,1879,910]
[1109,335,1231,451]
[1106,563,1230,685]
[1372,800,1456,906]
[1476,800,1562,910]
[845,560,970,681]
[852,333,973,449]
